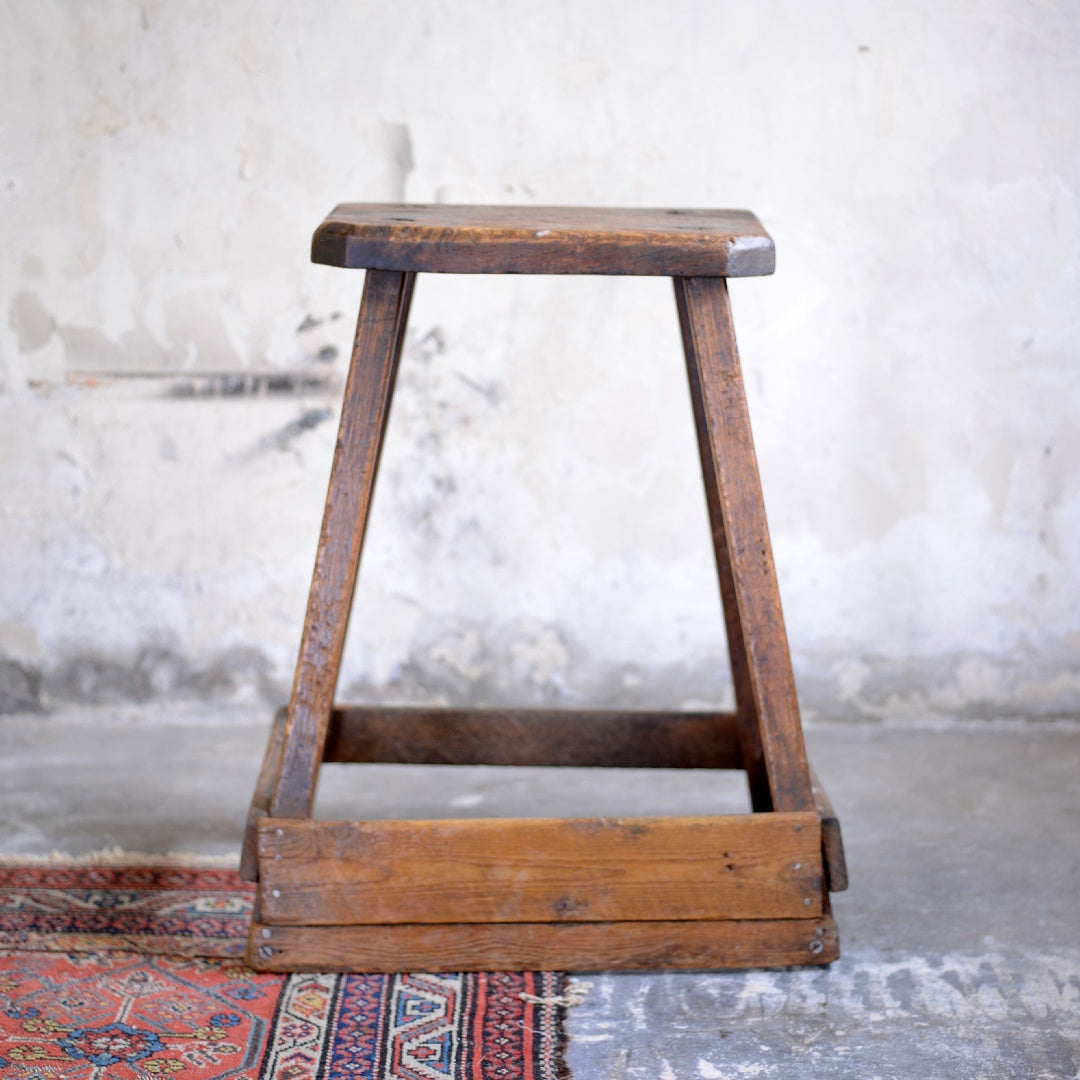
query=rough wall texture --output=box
[2,0,1078,721]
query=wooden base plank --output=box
[247,912,838,973]
[326,705,743,769]
[256,813,823,925]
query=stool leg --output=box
[270,269,415,819]
[674,276,813,813]
[677,280,771,811]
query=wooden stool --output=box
[241,204,847,973]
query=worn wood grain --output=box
[270,270,414,819]
[675,276,814,813]
[313,204,775,277]
[810,766,849,892]
[247,912,838,973]
[239,707,287,882]
[324,706,742,769]
[256,813,822,925]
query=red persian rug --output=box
[0,862,568,1079]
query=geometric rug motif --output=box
[0,863,569,1079]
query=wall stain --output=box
[41,645,281,710]
[0,658,42,714]
[167,372,336,398]
[9,291,55,352]
[383,122,415,202]
[253,407,334,454]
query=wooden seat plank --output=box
[313,203,775,277]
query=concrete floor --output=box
[2,710,1078,1078]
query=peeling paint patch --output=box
[60,325,126,369]
[9,291,55,352]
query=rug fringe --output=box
[0,847,239,868]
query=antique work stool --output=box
[241,204,847,973]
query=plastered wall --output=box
[2,0,1078,721]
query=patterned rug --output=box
[0,862,568,1079]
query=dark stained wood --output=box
[676,280,772,813]
[256,813,823,926]
[675,276,814,814]
[313,204,775,278]
[270,269,415,819]
[810,767,849,892]
[324,705,743,769]
[239,706,287,882]
[248,912,839,973]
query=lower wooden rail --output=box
[325,705,744,769]
[248,912,839,973]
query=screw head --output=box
[271,888,282,899]
[803,897,813,906]
[793,862,803,871]
[261,928,272,939]
[808,939,825,956]
[258,945,274,960]
[275,828,284,837]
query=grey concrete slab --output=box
[1,713,1078,1077]
[566,724,1080,1079]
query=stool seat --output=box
[313,203,775,277]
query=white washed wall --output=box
[1,0,1078,721]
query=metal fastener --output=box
[258,945,274,959]
[275,828,284,838]
[803,897,813,906]
[271,889,282,899]
[261,928,272,939]
[793,862,803,871]
[808,939,825,956]
[274,854,282,861]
